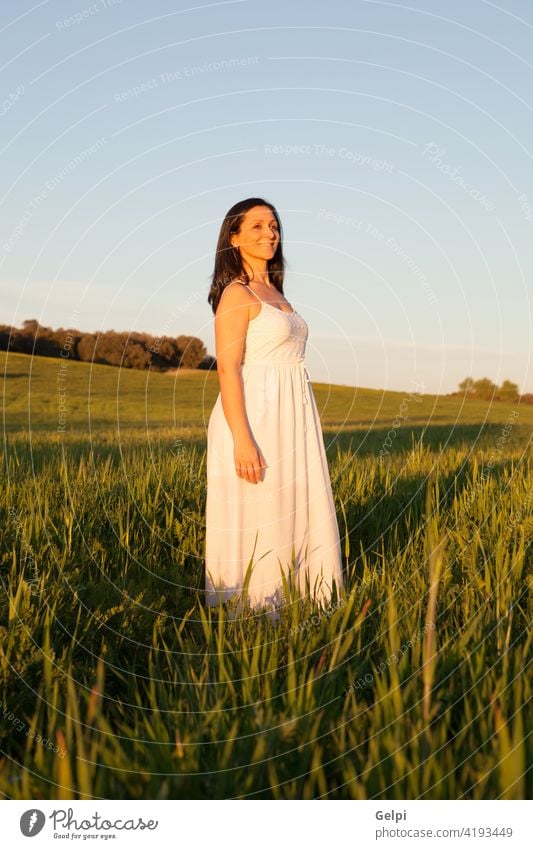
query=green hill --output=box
[3,350,530,441]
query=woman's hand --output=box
[233,436,268,484]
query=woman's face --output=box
[230,205,280,263]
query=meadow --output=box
[1,350,531,799]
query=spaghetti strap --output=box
[246,286,262,304]
[225,279,263,304]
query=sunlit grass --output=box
[1,351,531,798]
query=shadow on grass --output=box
[323,422,531,458]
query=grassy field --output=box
[1,350,531,799]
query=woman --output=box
[205,197,344,617]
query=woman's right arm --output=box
[214,285,267,484]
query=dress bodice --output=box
[239,288,308,365]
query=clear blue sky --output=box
[1,0,532,394]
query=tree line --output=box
[454,376,531,403]
[0,319,216,372]
[1,322,529,399]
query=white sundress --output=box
[205,281,344,614]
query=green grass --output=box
[1,350,531,799]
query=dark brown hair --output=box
[207,197,285,314]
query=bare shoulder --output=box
[217,279,253,312]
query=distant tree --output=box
[34,330,62,358]
[149,336,183,368]
[199,354,217,370]
[51,328,83,359]
[21,319,40,335]
[14,319,65,358]
[176,335,207,368]
[13,320,40,355]
[459,376,475,396]
[2,320,211,373]
[473,377,497,400]
[123,338,151,369]
[458,375,522,401]
[498,379,519,401]
[78,332,123,366]
[77,331,151,369]
[0,323,15,351]
[77,333,97,363]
